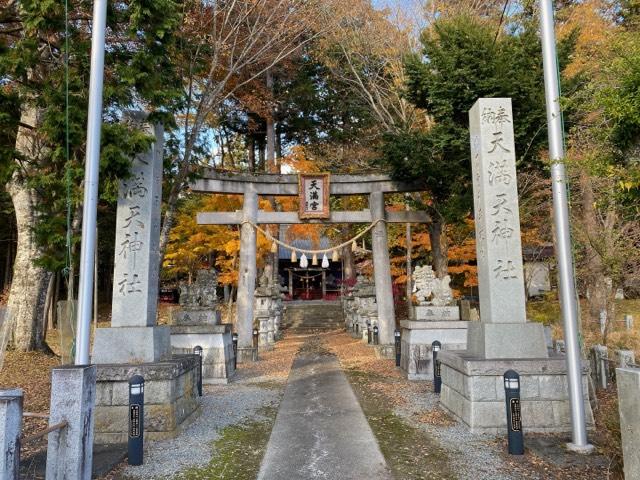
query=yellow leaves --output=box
[557,0,616,78]
[163,193,273,285]
[620,180,638,191]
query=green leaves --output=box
[1,0,183,270]
[380,14,572,223]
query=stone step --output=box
[282,301,344,332]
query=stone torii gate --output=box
[191,171,428,360]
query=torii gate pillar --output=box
[236,188,258,361]
[370,191,396,345]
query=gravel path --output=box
[395,388,524,480]
[121,384,282,479]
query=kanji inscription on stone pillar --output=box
[111,123,163,327]
[470,98,526,324]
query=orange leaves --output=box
[281,145,323,173]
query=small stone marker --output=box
[599,309,607,336]
[467,98,547,359]
[0,389,22,480]
[616,350,636,369]
[625,314,634,331]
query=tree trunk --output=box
[3,221,13,290]
[257,139,266,172]
[579,170,613,341]
[428,214,449,278]
[248,137,256,173]
[6,174,52,351]
[275,127,283,166]
[342,246,356,282]
[406,219,413,311]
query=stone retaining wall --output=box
[94,355,200,444]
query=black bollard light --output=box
[367,321,372,344]
[252,328,259,361]
[232,332,238,369]
[432,341,442,394]
[373,325,379,345]
[128,375,145,466]
[394,329,401,367]
[503,370,524,455]
[194,345,203,396]
[355,323,359,334]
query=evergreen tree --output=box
[0,0,182,350]
[379,14,575,277]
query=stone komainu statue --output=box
[179,269,218,309]
[412,265,453,306]
[412,265,436,304]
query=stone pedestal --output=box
[172,309,220,325]
[170,324,235,384]
[93,326,172,364]
[466,322,548,359]
[237,347,258,363]
[412,305,460,321]
[400,320,469,380]
[94,355,200,444]
[438,351,594,434]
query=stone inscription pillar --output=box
[468,98,547,358]
[370,191,395,345]
[236,189,258,355]
[92,122,171,363]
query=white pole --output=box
[74,0,107,365]
[539,0,592,451]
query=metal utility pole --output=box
[74,0,108,365]
[539,0,592,452]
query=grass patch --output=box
[173,406,277,480]
[346,369,456,480]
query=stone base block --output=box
[400,320,469,381]
[171,309,220,326]
[237,347,258,363]
[467,322,548,359]
[413,305,461,321]
[170,324,235,384]
[373,344,396,359]
[616,368,640,479]
[92,326,171,364]
[438,350,594,434]
[94,355,200,444]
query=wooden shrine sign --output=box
[299,173,330,219]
